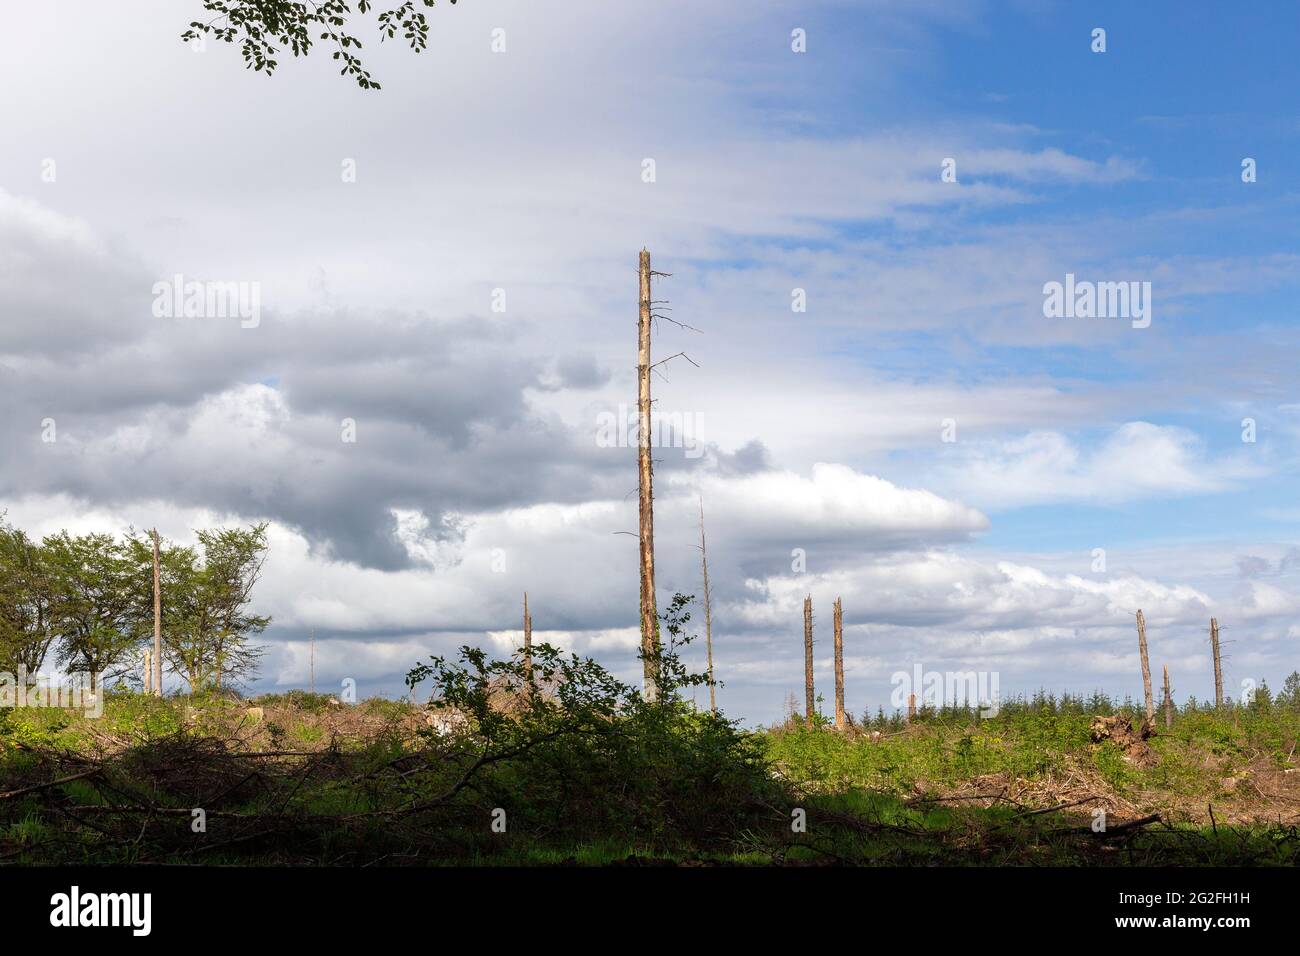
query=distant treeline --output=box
[790,683,1300,732]
[0,518,270,691]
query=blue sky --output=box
[0,0,1297,723]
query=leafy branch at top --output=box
[182,0,458,91]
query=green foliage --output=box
[0,522,57,676]
[1250,679,1273,713]
[765,702,1300,805]
[639,592,713,702]
[403,594,774,848]
[182,0,458,90]
[1279,671,1300,711]
[43,531,142,681]
[97,690,189,740]
[254,690,338,713]
[0,519,270,692]
[129,524,271,693]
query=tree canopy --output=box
[0,518,270,692]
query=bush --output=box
[401,595,777,851]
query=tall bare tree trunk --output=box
[698,497,716,713]
[637,249,659,702]
[833,597,845,730]
[1210,616,1223,709]
[803,595,815,723]
[144,650,152,694]
[907,693,916,722]
[152,528,162,696]
[523,592,533,697]
[1136,609,1153,721]
[1162,664,1172,728]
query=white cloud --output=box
[937,422,1264,508]
[665,463,987,545]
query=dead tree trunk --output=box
[523,592,533,696]
[637,249,659,702]
[151,529,162,697]
[310,628,316,695]
[1210,616,1223,709]
[833,597,845,731]
[907,693,916,722]
[1162,664,1172,728]
[803,595,815,723]
[143,651,152,694]
[697,497,716,713]
[1136,609,1153,721]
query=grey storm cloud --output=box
[0,200,638,570]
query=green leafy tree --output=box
[44,532,143,683]
[0,523,57,679]
[142,524,271,693]
[183,0,458,90]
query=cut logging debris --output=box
[803,595,815,723]
[1136,608,1154,721]
[832,597,845,730]
[697,496,716,713]
[1210,616,1224,709]
[634,248,698,703]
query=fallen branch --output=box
[0,768,99,801]
[1051,813,1161,839]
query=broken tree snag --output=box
[637,249,659,703]
[833,597,845,731]
[803,595,814,723]
[143,650,152,694]
[523,592,533,696]
[1163,664,1172,728]
[907,693,916,722]
[1210,616,1223,709]
[152,528,163,696]
[1135,609,1153,721]
[698,496,716,714]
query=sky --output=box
[1,0,1298,724]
